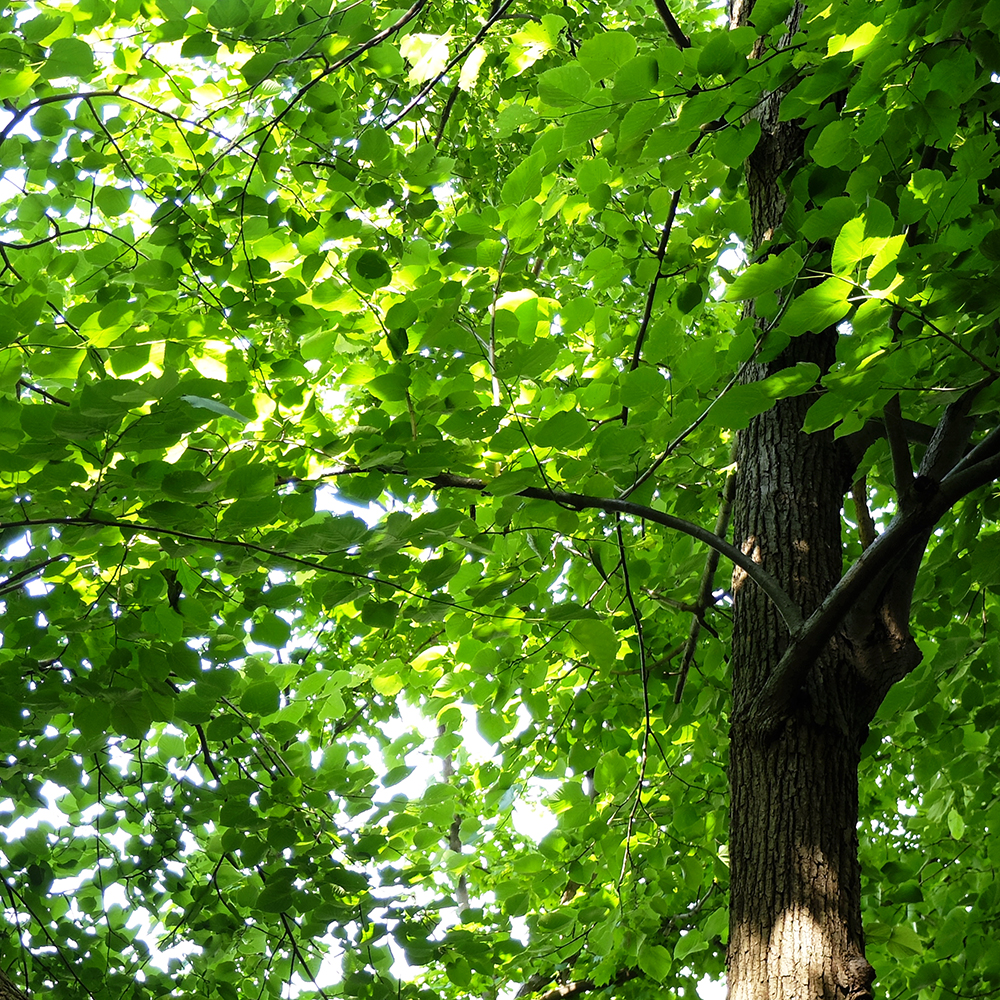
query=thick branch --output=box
[939,440,1000,501]
[840,415,934,476]
[746,421,1000,729]
[850,478,877,550]
[918,377,994,479]
[882,394,913,500]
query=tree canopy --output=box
[1,0,1000,997]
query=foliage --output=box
[0,0,999,997]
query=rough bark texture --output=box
[729,335,876,1000]
[726,4,878,996]
[0,967,28,1000]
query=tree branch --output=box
[850,478,877,550]
[918,381,990,480]
[424,475,804,633]
[939,436,1000,501]
[0,555,69,599]
[621,187,682,424]
[746,419,1000,730]
[0,516,518,624]
[386,0,518,128]
[520,968,641,1000]
[675,467,736,703]
[652,0,691,49]
[296,466,801,631]
[16,379,70,406]
[882,393,914,500]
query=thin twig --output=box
[652,0,691,48]
[621,187,682,424]
[434,83,461,146]
[279,912,333,1000]
[674,466,736,703]
[621,349,758,500]
[386,0,518,128]
[615,519,650,888]
[16,379,70,405]
[194,724,222,783]
[291,469,803,631]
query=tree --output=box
[1,0,999,997]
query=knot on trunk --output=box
[840,954,876,1000]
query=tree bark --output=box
[0,967,28,1000]
[726,6,878,996]
[729,328,877,1000]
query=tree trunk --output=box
[0,967,28,1000]
[726,8,879,990]
[729,327,877,999]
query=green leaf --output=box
[96,187,132,217]
[802,391,854,433]
[477,708,510,744]
[256,881,295,913]
[0,69,37,100]
[111,698,152,740]
[180,395,252,422]
[811,120,856,167]
[226,464,274,499]
[361,600,399,628]
[577,31,638,80]
[638,943,672,981]
[241,52,282,87]
[295,514,370,551]
[714,120,761,168]
[576,158,612,194]
[801,197,858,241]
[240,680,281,715]
[779,278,851,337]
[355,251,392,282]
[534,409,590,449]
[501,152,545,206]
[250,614,292,649]
[724,249,803,300]
[445,959,472,988]
[570,620,619,667]
[41,38,96,80]
[537,64,592,107]
[760,362,821,398]
[208,0,250,29]
[706,383,772,429]
[675,929,708,959]
[947,808,965,839]
[886,923,923,958]
[161,470,217,499]
[698,32,738,78]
